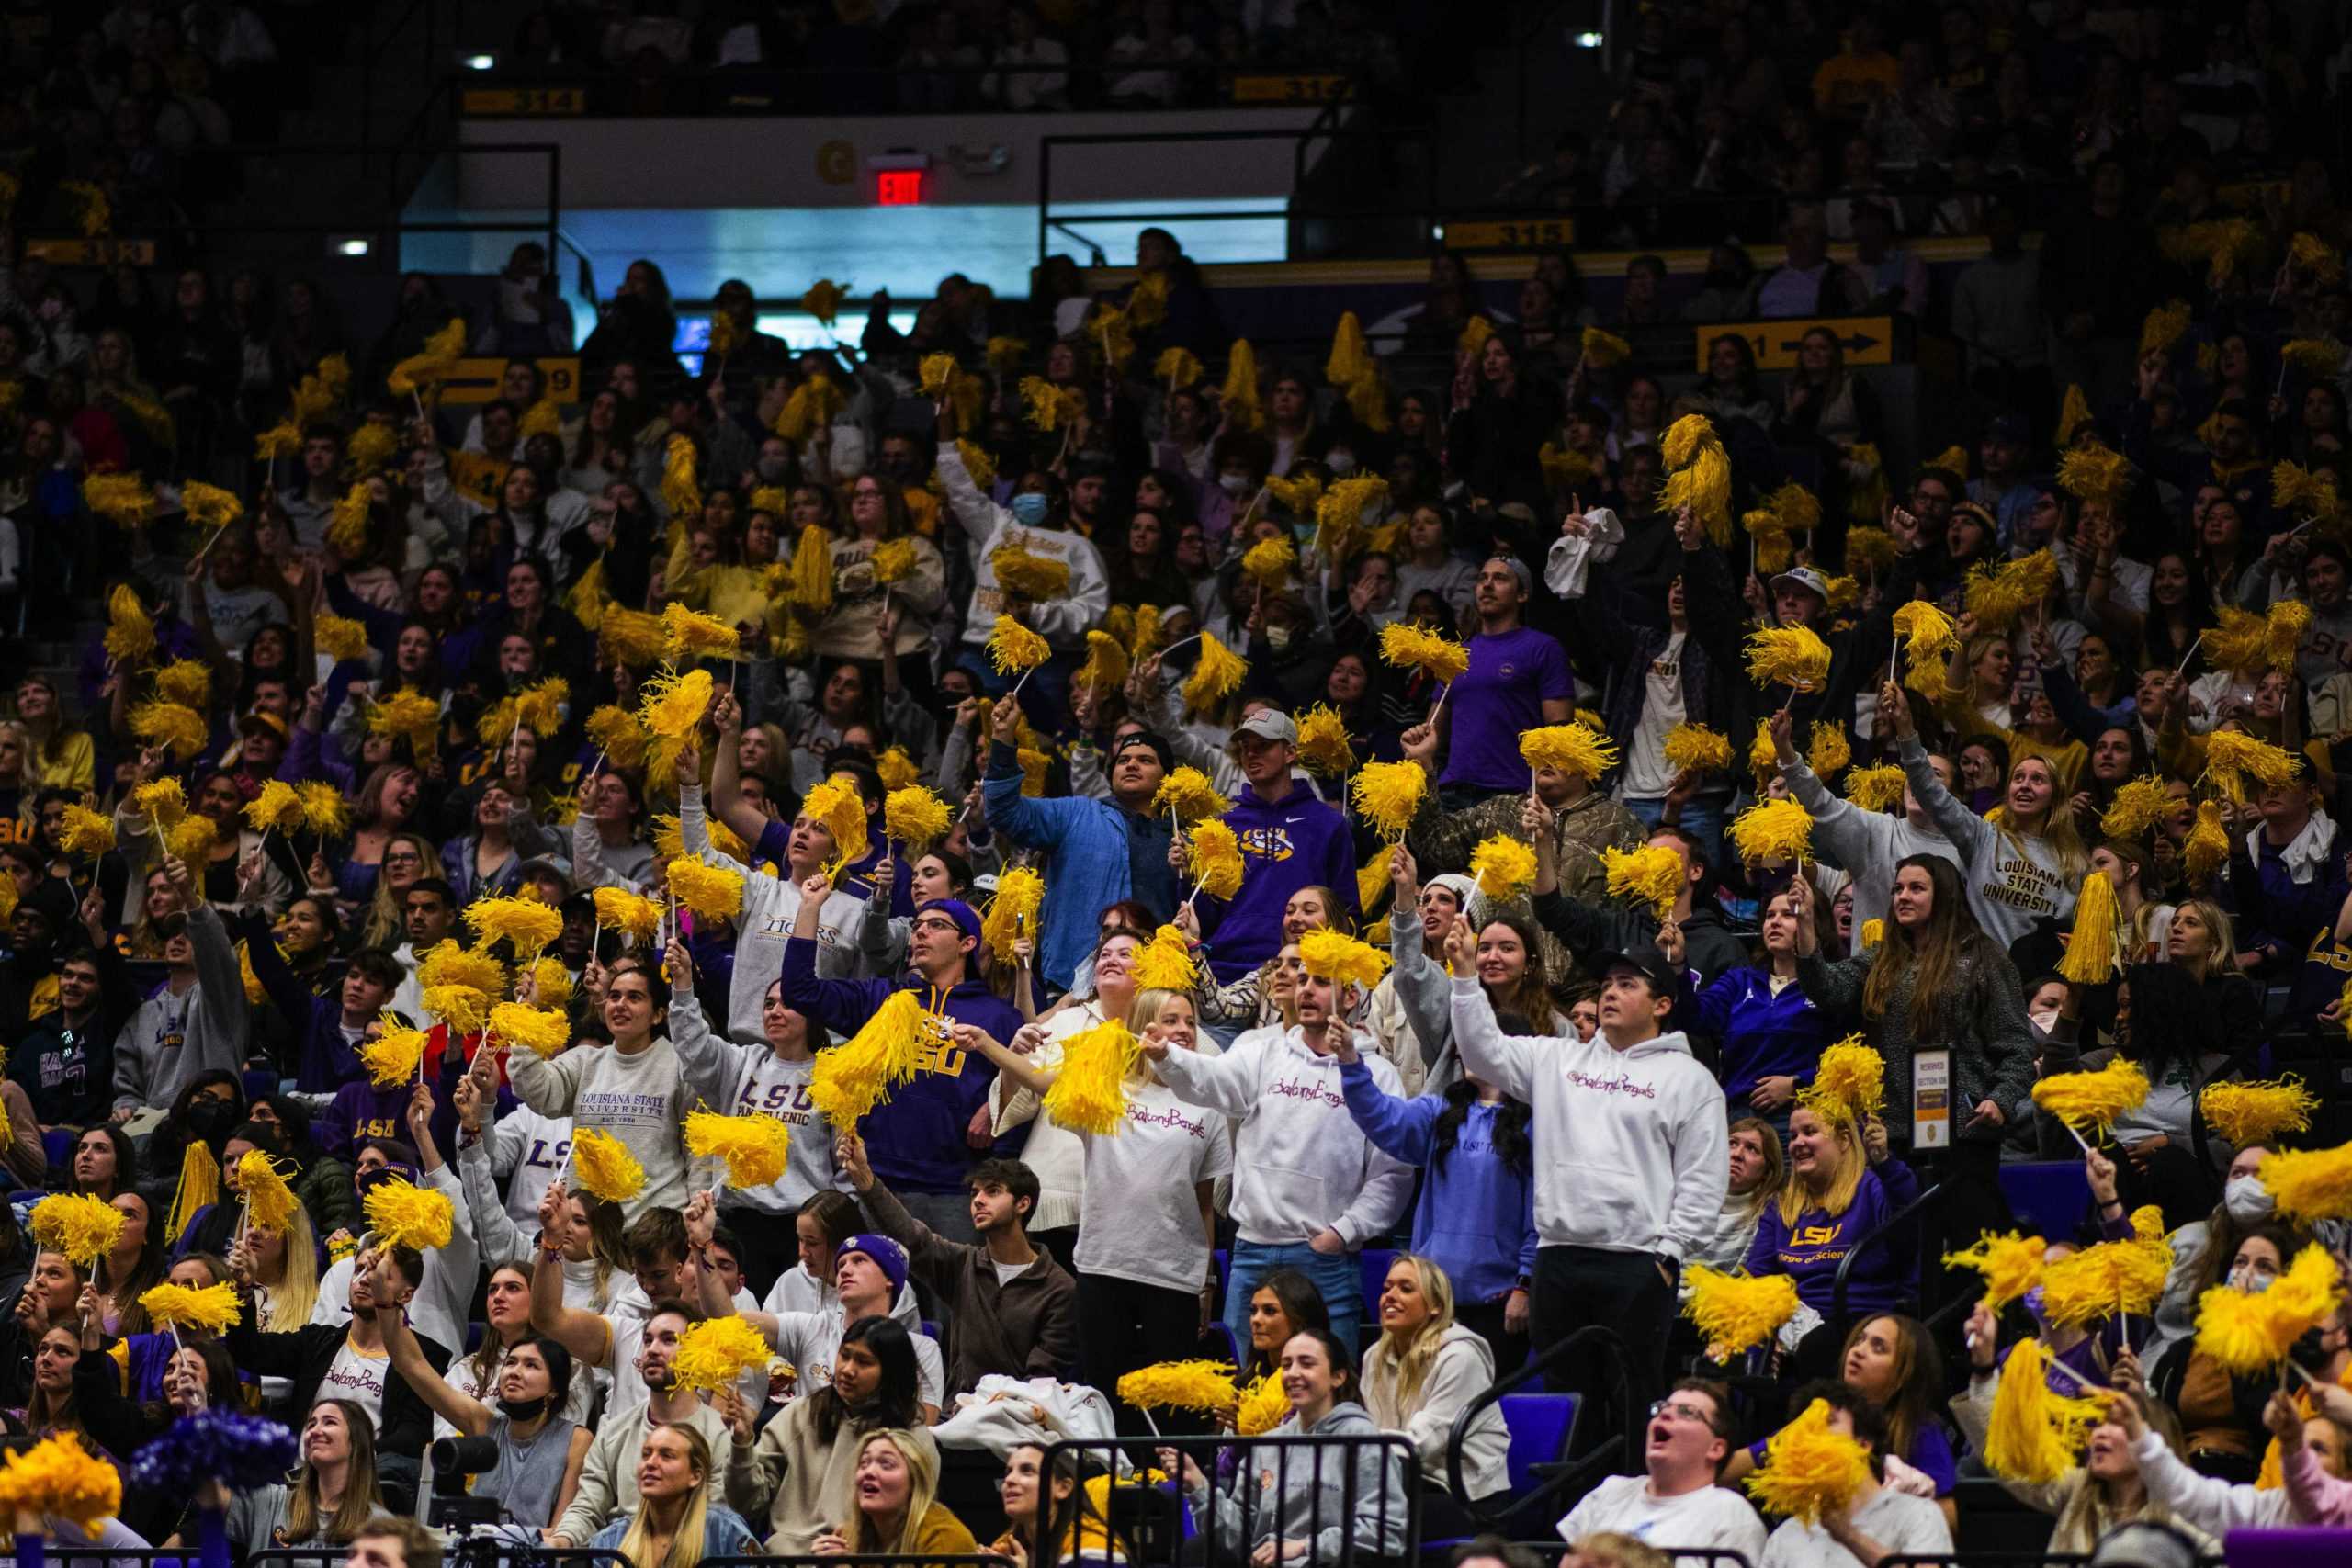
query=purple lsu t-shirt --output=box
[1437,626,1576,790]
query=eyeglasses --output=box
[1648,1400,1714,1424]
[910,917,963,936]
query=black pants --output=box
[1080,1272,1212,1436]
[1454,1295,1528,1376]
[1532,1245,1673,1459]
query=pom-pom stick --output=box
[2031,1058,2151,1149]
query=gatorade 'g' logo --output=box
[1238,826,1295,863]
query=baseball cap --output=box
[1595,943,1680,996]
[1230,710,1298,747]
[238,709,289,739]
[1770,565,1830,603]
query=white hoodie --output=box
[1153,1023,1414,1248]
[936,445,1112,651]
[1451,976,1727,1258]
[682,784,865,1039]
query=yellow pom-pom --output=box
[1156,346,1204,388]
[809,991,943,1126]
[684,1110,796,1189]
[1116,1359,1238,1415]
[991,544,1073,604]
[2056,443,2132,506]
[2195,1244,2343,1373]
[639,666,715,741]
[526,957,572,1012]
[1351,760,1427,840]
[1181,631,1250,712]
[2031,1057,2151,1138]
[362,1177,455,1251]
[104,583,156,664]
[1745,625,1833,692]
[2203,729,2301,804]
[138,1280,243,1334]
[1075,630,1130,699]
[367,690,443,755]
[1662,440,1734,547]
[464,894,564,957]
[1237,1371,1291,1436]
[1295,705,1356,778]
[884,786,954,852]
[1240,535,1296,592]
[1805,722,1850,781]
[1132,924,1199,992]
[164,814,217,868]
[1602,844,1683,920]
[1942,1230,2048,1311]
[313,614,369,664]
[29,1192,125,1268]
[1470,833,1538,901]
[1151,767,1232,826]
[1681,1265,1802,1360]
[2200,1077,2319,1149]
[130,699,209,762]
[1728,798,1814,866]
[981,867,1047,965]
[2058,868,2120,985]
[1186,821,1246,900]
[235,1148,299,1235]
[2040,1230,2170,1328]
[358,1027,430,1087]
[2261,1140,2352,1222]
[84,471,157,528]
[1744,1398,1872,1526]
[242,779,303,837]
[421,986,492,1036]
[1844,765,1905,812]
[0,1432,121,1532]
[1579,325,1632,369]
[153,657,212,710]
[1044,1019,1145,1135]
[570,1127,647,1204]
[1800,1035,1885,1125]
[668,858,746,921]
[1298,929,1389,990]
[2185,801,2230,887]
[2099,776,2169,842]
[593,886,664,943]
[1663,724,1734,774]
[1378,621,1471,685]
[1983,1336,2108,1484]
[986,614,1052,676]
[1520,723,1618,781]
[419,939,506,997]
[57,803,117,859]
[659,602,741,664]
[670,1313,773,1393]
[1858,919,1884,950]
[489,1002,571,1059]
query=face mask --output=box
[2028,1008,2059,1035]
[2225,1174,2275,1224]
[497,1394,550,1421]
[755,457,789,483]
[1326,448,1356,476]
[1266,625,1293,652]
[1010,492,1051,526]
[188,1100,237,1139]
[1217,473,1252,496]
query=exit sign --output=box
[876,169,922,206]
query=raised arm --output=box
[374,1252,492,1437]
[1444,918,1537,1101]
[526,1181,615,1369]
[705,691,773,854]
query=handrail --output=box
[1444,1323,1633,1529]
[1829,1179,1944,1339]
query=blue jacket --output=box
[779,935,1024,1193]
[1337,1059,1535,1305]
[1200,784,1360,981]
[1743,1157,1920,1318]
[238,911,364,1094]
[1688,965,1835,1103]
[982,739,1173,989]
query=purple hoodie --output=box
[1198,783,1359,982]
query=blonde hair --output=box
[361,829,435,948]
[1728,1116,1786,1224]
[256,1203,321,1331]
[1365,1254,1458,1426]
[286,1399,384,1545]
[1126,987,1195,1082]
[616,1423,716,1568]
[2170,897,2239,979]
[1986,753,2090,880]
[1570,1532,1671,1568]
[1775,1108,1865,1227]
[843,1428,943,1553]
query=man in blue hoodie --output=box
[1189,711,1359,984]
[780,874,1023,1242]
[982,698,1175,991]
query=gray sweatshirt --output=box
[1781,753,1959,934]
[507,1034,693,1222]
[1185,1402,1412,1561]
[669,983,842,1213]
[1898,733,2077,949]
[109,903,246,1112]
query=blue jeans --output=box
[1225,1238,1363,1358]
[1623,791,1729,878]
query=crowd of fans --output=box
[4,1,2352,1567]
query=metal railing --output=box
[1520,1548,1753,1568]
[1445,1325,1634,1531]
[1040,1429,1419,1566]
[1828,1178,1943,1342]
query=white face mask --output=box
[1217,473,1251,496]
[1326,448,1356,476]
[2224,1173,2275,1224]
[2028,1008,2059,1034]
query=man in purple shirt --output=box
[1436,555,1576,806]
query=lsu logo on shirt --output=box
[736,1080,818,1126]
[1793,1224,1842,1247]
[1237,826,1295,864]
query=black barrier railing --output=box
[258,1547,634,1568]
[1038,1430,1417,1566]
[12,1552,250,1568]
[703,1557,1012,1567]
[1829,1179,1942,1344]
[1882,1558,2225,1568]
[1445,1324,1634,1531]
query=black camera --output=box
[427,1436,503,1529]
